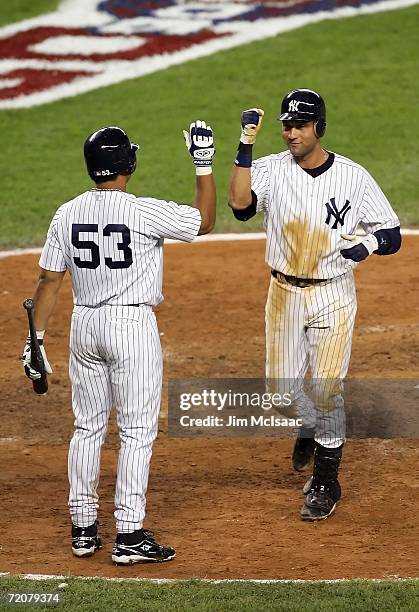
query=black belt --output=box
[271,270,328,288]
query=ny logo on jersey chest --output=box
[324,198,351,229]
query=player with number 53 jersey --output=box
[23,122,216,565]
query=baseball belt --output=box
[271,269,329,288]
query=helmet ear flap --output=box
[314,119,326,138]
[84,126,138,182]
[117,142,137,176]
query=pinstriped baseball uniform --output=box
[251,151,399,447]
[40,188,201,531]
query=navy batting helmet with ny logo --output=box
[278,88,326,138]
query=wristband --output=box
[235,142,253,168]
[27,329,45,341]
[196,166,212,176]
[362,233,379,255]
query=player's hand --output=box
[240,108,264,145]
[340,232,378,262]
[183,120,215,175]
[22,333,53,380]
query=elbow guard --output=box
[232,190,258,222]
[373,226,402,255]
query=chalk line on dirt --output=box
[0,572,416,584]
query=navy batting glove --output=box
[240,108,264,145]
[340,243,369,262]
[242,110,261,128]
[183,120,215,175]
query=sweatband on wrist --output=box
[362,234,379,255]
[195,166,212,176]
[235,142,253,168]
[26,329,46,344]
[27,329,45,340]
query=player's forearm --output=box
[32,269,65,330]
[228,166,253,210]
[195,173,216,235]
[229,108,264,210]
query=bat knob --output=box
[23,298,34,311]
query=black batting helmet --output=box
[278,89,326,137]
[84,126,139,183]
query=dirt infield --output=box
[0,237,418,580]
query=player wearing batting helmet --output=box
[22,120,216,562]
[229,88,401,521]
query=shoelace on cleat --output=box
[140,531,167,553]
[72,536,96,544]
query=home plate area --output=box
[0,237,418,579]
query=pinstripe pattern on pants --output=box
[265,271,356,448]
[68,304,162,531]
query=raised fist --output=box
[240,108,264,145]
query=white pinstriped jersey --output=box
[251,151,399,279]
[39,189,201,306]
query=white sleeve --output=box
[359,173,400,233]
[251,157,270,213]
[39,209,67,272]
[140,198,202,242]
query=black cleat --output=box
[300,443,343,521]
[112,529,175,565]
[301,482,341,521]
[71,521,102,558]
[292,428,316,471]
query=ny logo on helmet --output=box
[325,198,351,229]
[288,100,301,112]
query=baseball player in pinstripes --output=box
[22,121,216,563]
[229,89,401,520]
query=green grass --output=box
[0,577,418,611]
[0,5,418,246]
[0,0,59,27]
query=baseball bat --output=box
[23,298,48,395]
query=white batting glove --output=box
[183,120,215,176]
[240,108,265,145]
[22,330,53,380]
[340,232,379,262]
[341,232,378,254]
